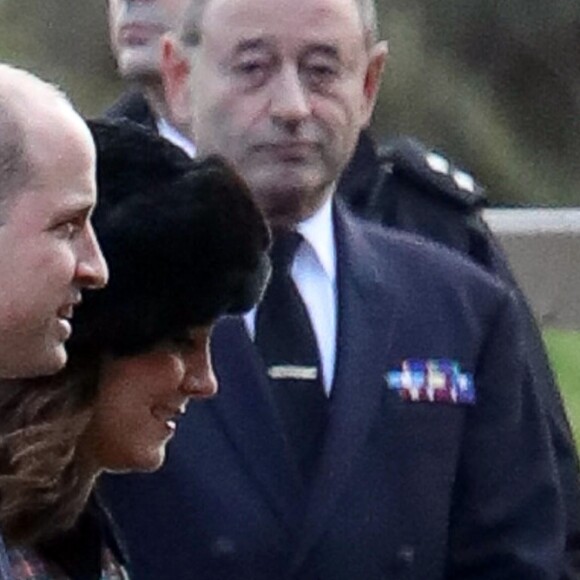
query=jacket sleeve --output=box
[446,292,565,578]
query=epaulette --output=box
[378,136,487,209]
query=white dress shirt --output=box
[245,196,338,394]
[157,118,197,158]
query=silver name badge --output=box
[267,365,318,381]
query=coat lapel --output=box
[291,205,403,571]
[210,316,303,532]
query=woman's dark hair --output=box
[0,119,271,546]
[72,119,271,357]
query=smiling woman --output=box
[0,119,271,580]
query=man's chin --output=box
[0,345,67,379]
[249,166,326,196]
[37,347,68,377]
[117,50,161,82]
[251,181,331,227]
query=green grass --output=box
[543,329,580,445]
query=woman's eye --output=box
[172,336,198,351]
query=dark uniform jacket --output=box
[102,89,580,580]
[102,203,565,578]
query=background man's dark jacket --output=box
[104,91,580,576]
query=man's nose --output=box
[179,348,218,399]
[75,224,109,290]
[269,67,311,127]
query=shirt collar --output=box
[296,193,336,283]
[156,118,197,158]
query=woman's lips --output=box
[151,403,188,432]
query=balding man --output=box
[0,65,108,378]
[0,63,108,579]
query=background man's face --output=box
[109,0,191,80]
[0,110,108,378]
[167,0,385,226]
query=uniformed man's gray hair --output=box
[180,0,380,48]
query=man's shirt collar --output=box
[156,118,197,158]
[296,194,336,284]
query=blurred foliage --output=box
[0,0,578,205]
[0,0,121,117]
[543,329,580,445]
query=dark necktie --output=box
[255,231,328,483]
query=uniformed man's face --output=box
[164,0,387,227]
[108,0,191,80]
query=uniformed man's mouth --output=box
[255,142,318,161]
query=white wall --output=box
[483,208,580,331]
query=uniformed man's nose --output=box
[270,68,311,126]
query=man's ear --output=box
[161,34,193,132]
[361,40,388,127]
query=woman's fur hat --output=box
[70,119,270,357]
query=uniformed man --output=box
[102,0,568,577]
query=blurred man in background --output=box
[105,0,195,153]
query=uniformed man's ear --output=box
[161,33,193,132]
[361,40,388,127]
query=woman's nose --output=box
[179,351,218,399]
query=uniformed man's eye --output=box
[304,63,339,87]
[232,58,272,87]
[237,61,261,73]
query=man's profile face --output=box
[109,0,191,80]
[0,109,108,378]
[165,0,386,226]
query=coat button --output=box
[211,536,236,557]
[396,545,415,568]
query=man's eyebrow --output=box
[54,199,94,219]
[303,44,341,60]
[232,38,274,55]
